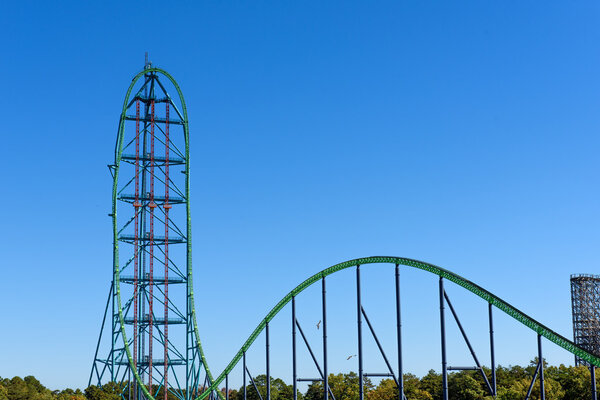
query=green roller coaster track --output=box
[102,67,599,400]
[194,256,600,400]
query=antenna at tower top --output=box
[144,52,151,69]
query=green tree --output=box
[304,373,372,400]
[303,380,323,400]
[404,374,433,400]
[419,370,442,400]
[1,376,54,400]
[329,372,373,400]
[497,376,564,400]
[273,378,300,400]
[55,388,86,400]
[84,382,122,400]
[494,364,529,391]
[448,372,485,400]
[0,382,8,400]
[367,377,432,400]
[553,364,596,400]
[234,375,299,400]
[367,378,396,400]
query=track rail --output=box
[196,256,600,400]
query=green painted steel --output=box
[111,68,218,400]
[195,256,600,400]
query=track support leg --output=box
[323,277,328,400]
[266,321,270,400]
[395,264,404,400]
[538,334,545,400]
[357,265,364,400]
[439,277,448,400]
[489,303,496,397]
[292,296,297,400]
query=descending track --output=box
[196,256,600,400]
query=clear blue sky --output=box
[1,0,599,391]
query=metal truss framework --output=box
[572,274,600,367]
[90,65,600,400]
[90,65,217,400]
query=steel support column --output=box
[489,303,496,397]
[322,277,328,400]
[439,277,448,400]
[357,265,364,400]
[538,334,545,400]
[243,351,247,400]
[395,264,404,400]
[292,296,297,400]
[111,280,116,381]
[266,322,270,400]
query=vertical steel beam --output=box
[243,351,247,400]
[226,374,229,400]
[395,264,404,400]
[142,75,151,392]
[538,334,545,400]
[439,277,448,400]
[266,321,270,400]
[133,98,141,400]
[357,266,364,400]
[292,296,297,400]
[111,279,116,382]
[148,98,156,394]
[488,303,496,397]
[322,277,328,400]
[591,366,597,400]
[164,100,171,400]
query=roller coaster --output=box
[90,65,600,400]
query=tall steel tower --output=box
[571,274,600,366]
[90,60,217,400]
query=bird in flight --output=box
[346,355,357,360]
[316,320,321,330]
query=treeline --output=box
[2,361,599,400]
[0,376,85,400]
